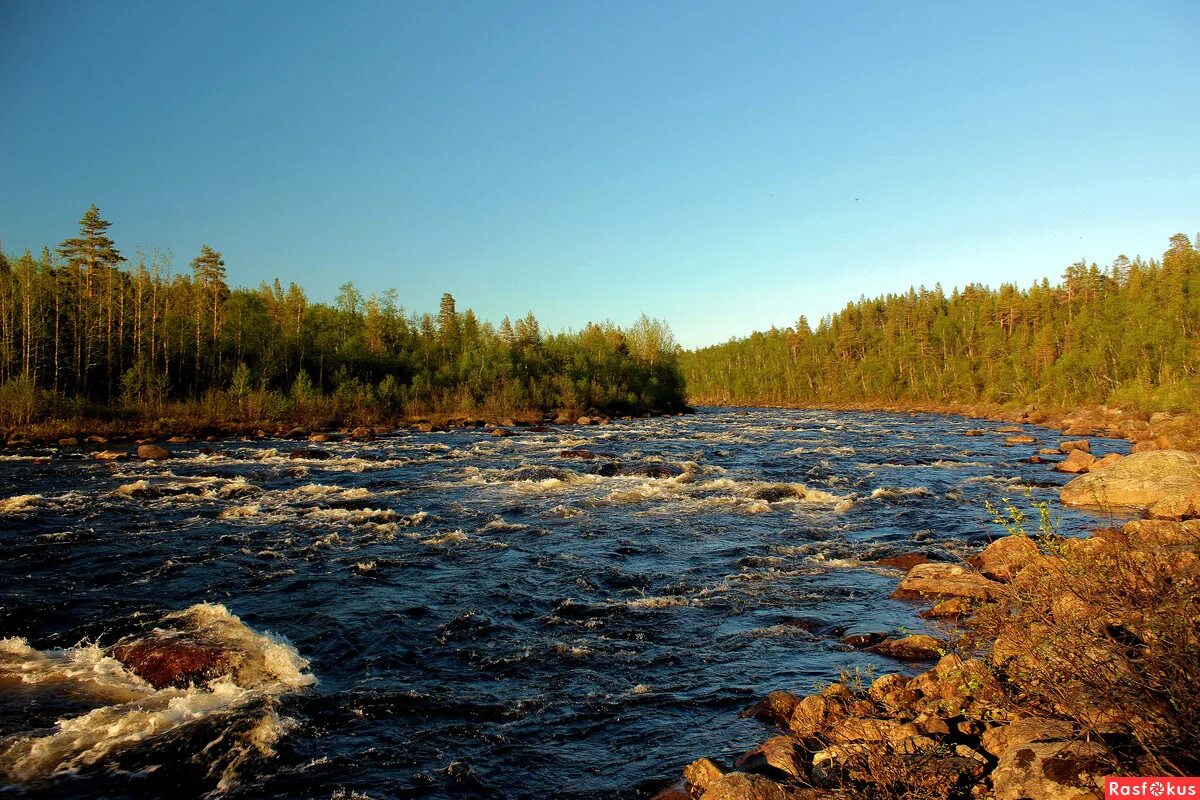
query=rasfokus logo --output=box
[1107,779,1200,798]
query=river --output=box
[0,409,1126,798]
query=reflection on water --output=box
[0,409,1125,798]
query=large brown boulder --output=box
[891,562,996,602]
[980,717,1074,756]
[990,741,1108,800]
[136,444,171,460]
[866,634,942,661]
[968,535,1042,581]
[1147,493,1200,521]
[742,690,801,726]
[1059,439,1091,454]
[702,772,799,800]
[1060,450,1200,512]
[112,637,233,689]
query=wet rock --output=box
[967,534,1041,582]
[289,447,332,460]
[980,717,1074,756]
[963,429,986,436]
[577,416,597,425]
[990,741,1108,800]
[136,444,171,460]
[682,757,725,792]
[742,690,801,726]
[919,597,973,619]
[1087,453,1123,471]
[876,552,931,571]
[1005,435,1036,445]
[866,634,942,661]
[1060,450,1200,512]
[617,463,682,479]
[594,462,621,477]
[283,427,308,439]
[996,426,1024,433]
[508,466,574,482]
[840,632,887,649]
[350,426,374,441]
[892,562,996,602]
[85,434,108,444]
[560,448,605,460]
[751,485,804,502]
[57,437,79,446]
[112,637,234,689]
[165,436,191,444]
[1039,447,1062,455]
[1059,439,1091,454]
[866,674,908,702]
[94,449,128,461]
[1055,450,1095,473]
[788,694,840,738]
[308,432,342,443]
[1147,493,1200,521]
[491,428,514,437]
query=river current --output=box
[0,409,1127,799]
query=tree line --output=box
[0,205,685,425]
[681,232,1200,413]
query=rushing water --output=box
[0,409,1128,799]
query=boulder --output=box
[350,427,374,441]
[58,437,79,447]
[980,717,1074,756]
[308,432,341,442]
[1059,439,1091,454]
[1055,450,1095,473]
[751,485,804,502]
[734,735,806,780]
[703,772,799,800]
[112,637,233,689]
[682,757,725,793]
[1086,453,1123,471]
[919,597,973,619]
[997,426,1024,433]
[875,553,930,571]
[967,535,1042,582]
[560,449,605,460]
[788,694,839,738]
[1006,435,1036,445]
[742,690,800,726]
[866,634,942,661]
[491,428,514,437]
[891,562,996,602]
[289,447,332,460]
[866,674,908,703]
[577,416,596,425]
[964,429,986,436]
[1146,494,1200,521]
[136,444,171,460]
[991,741,1108,800]
[94,450,128,461]
[827,717,921,744]
[616,463,682,479]
[1060,450,1200,512]
[85,435,108,444]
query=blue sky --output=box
[1,1,1197,348]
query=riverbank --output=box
[653,449,1200,800]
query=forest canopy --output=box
[681,232,1200,414]
[0,206,686,426]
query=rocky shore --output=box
[653,447,1200,800]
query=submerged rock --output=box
[617,463,682,479]
[751,484,804,502]
[136,444,171,460]
[875,553,930,571]
[1060,450,1200,511]
[289,447,332,460]
[112,638,233,689]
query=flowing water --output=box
[0,409,1128,799]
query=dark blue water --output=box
[0,409,1126,798]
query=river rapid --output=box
[0,409,1127,799]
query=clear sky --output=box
[1,1,1197,348]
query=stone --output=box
[577,416,596,425]
[964,429,987,436]
[866,674,908,703]
[991,741,1108,800]
[1060,450,1200,512]
[742,690,800,726]
[981,717,1074,756]
[683,757,725,792]
[1055,450,1096,473]
[616,463,682,479]
[1088,453,1122,471]
[57,437,79,446]
[350,427,374,441]
[734,736,806,780]
[866,634,942,661]
[85,435,108,444]
[491,428,514,437]
[875,553,930,571]
[1146,493,1200,521]
[560,448,604,460]
[289,447,332,460]
[892,562,996,602]
[827,717,920,744]
[703,772,797,800]
[967,535,1042,582]
[94,450,127,461]
[308,432,342,442]
[112,637,233,689]
[136,444,171,460]
[996,426,1024,433]
[1006,435,1036,445]
[1059,439,1091,454]
[919,598,973,619]
[789,694,838,738]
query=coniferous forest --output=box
[0,206,686,427]
[681,232,1200,414]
